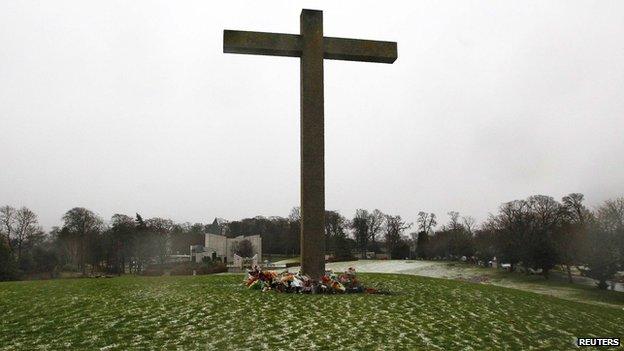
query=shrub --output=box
[196,262,227,274]
[62,263,80,272]
[142,265,164,276]
[0,241,18,281]
[170,262,193,276]
[327,255,357,263]
[170,261,227,276]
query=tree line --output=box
[0,208,208,279]
[415,194,624,289]
[1,193,623,289]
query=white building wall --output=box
[205,233,227,260]
[203,233,262,263]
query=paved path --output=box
[290,260,494,279]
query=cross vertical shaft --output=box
[299,10,325,279]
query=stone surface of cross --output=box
[223,9,397,279]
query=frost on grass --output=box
[296,260,624,308]
[0,274,622,350]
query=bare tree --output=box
[286,207,301,256]
[595,197,624,232]
[0,205,16,249]
[527,195,564,228]
[351,209,386,257]
[384,215,412,258]
[109,214,136,274]
[14,207,43,262]
[324,211,351,259]
[462,216,477,235]
[490,200,530,271]
[145,217,174,265]
[447,211,462,231]
[351,209,370,257]
[58,208,104,274]
[288,207,301,222]
[368,209,385,251]
[582,198,624,289]
[417,212,437,234]
[562,193,592,224]
[490,196,563,277]
[556,193,590,282]
[325,211,347,239]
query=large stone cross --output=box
[223,9,397,279]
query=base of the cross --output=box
[244,266,390,294]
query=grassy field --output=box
[1,274,623,350]
[316,260,624,308]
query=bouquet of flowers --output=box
[244,266,378,294]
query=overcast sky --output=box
[1,1,623,230]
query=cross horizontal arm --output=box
[223,30,301,58]
[324,37,397,64]
[224,30,397,63]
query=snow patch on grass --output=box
[0,274,622,350]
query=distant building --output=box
[190,232,262,264]
[190,245,209,263]
[353,251,376,259]
[168,254,191,263]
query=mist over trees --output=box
[384,215,412,259]
[413,194,624,289]
[0,193,623,289]
[351,209,385,257]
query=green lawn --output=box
[1,274,622,350]
[419,261,624,308]
[485,268,624,308]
